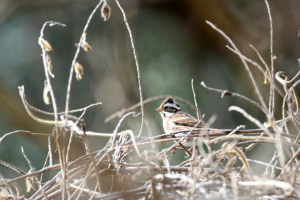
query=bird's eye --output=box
[164,106,177,113]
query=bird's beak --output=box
[155,107,162,112]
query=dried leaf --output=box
[40,38,52,52]
[26,169,34,192]
[264,75,269,84]
[82,41,92,51]
[74,62,84,80]
[43,81,51,105]
[101,2,111,21]
[75,33,92,51]
[46,54,55,78]
[264,73,270,84]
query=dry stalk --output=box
[65,0,104,116]
[115,0,145,138]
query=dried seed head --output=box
[26,177,33,192]
[26,169,35,192]
[40,38,53,52]
[264,74,270,84]
[82,41,92,51]
[76,42,92,51]
[46,54,55,78]
[264,72,270,84]
[43,81,51,105]
[74,62,84,80]
[75,33,92,51]
[101,2,111,21]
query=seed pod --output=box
[43,81,51,105]
[75,33,92,51]
[46,54,55,78]
[74,62,84,80]
[101,2,111,21]
[40,38,53,52]
[264,74,270,84]
[82,41,92,51]
[26,169,35,192]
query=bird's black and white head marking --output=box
[163,98,181,114]
[155,97,182,118]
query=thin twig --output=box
[287,70,300,84]
[0,172,16,199]
[249,44,274,115]
[65,0,104,116]
[48,136,53,166]
[40,153,50,185]
[206,21,268,113]
[228,106,272,137]
[21,147,34,171]
[38,21,65,123]
[191,79,200,120]
[247,157,282,171]
[25,101,102,116]
[229,106,285,168]
[280,147,300,178]
[249,45,270,79]
[264,0,275,115]
[265,151,279,174]
[54,128,67,199]
[0,159,26,175]
[21,147,38,192]
[201,81,268,115]
[81,122,102,193]
[18,86,64,125]
[109,112,135,149]
[227,125,245,136]
[116,0,144,137]
[66,108,87,165]
[0,130,51,145]
[226,45,283,97]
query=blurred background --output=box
[1,0,300,194]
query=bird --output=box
[155,97,207,148]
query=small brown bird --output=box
[155,97,207,147]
